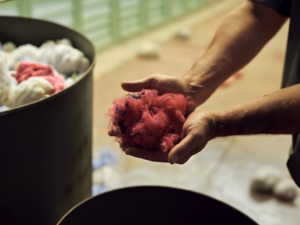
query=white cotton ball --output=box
[38,48,55,65]
[251,166,282,193]
[273,178,298,201]
[176,28,191,39]
[65,77,75,88]
[79,57,90,73]
[40,40,56,49]
[28,77,54,95]
[14,44,40,60]
[64,49,84,73]
[3,52,13,68]
[0,52,12,106]
[0,51,9,65]
[49,44,89,74]
[59,38,72,46]
[47,45,68,73]
[93,166,121,189]
[3,76,17,107]
[8,44,40,69]
[8,77,53,108]
[41,94,50,100]
[38,41,55,64]
[137,41,160,58]
[2,42,16,52]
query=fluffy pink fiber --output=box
[15,62,65,93]
[109,89,191,152]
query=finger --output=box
[125,147,168,163]
[185,102,197,115]
[175,144,205,165]
[168,132,201,164]
[108,127,119,136]
[120,142,128,151]
[121,77,154,92]
[176,155,192,165]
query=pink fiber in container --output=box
[15,61,65,93]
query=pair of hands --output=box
[108,74,218,164]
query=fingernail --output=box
[124,148,132,155]
[171,154,178,164]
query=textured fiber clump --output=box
[15,62,65,93]
[109,89,190,152]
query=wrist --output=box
[209,109,227,138]
[181,75,215,107]
[181,77,204,106]
[181,64,223,106]
[201,111,220,141]
[211,107,249,137]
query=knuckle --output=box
[176,148,187,159]
[149,74,157,80]
[190,148,200,155]
[149,75,159,84]
[177,158,189,165]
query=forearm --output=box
[183,1,287,104]
[212,84,300,137]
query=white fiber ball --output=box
[59,38,72,46]
[7,77,53,108]
[176,28,191,39]
[79,57,90,73]
[40,40,56,49]
[93,166,121,189]
[251,166,282,193]
[0,52,12,106]
[137,41,160,58]
[273,178,298,201]
[48,45,90,74]
[8,44,40,69]
[65,77,75,88]
[2,42,16,52]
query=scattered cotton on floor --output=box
[251,166,298,202]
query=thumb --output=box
[168,131,201,164]
[121,77,154,92]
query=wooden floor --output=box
[92,4,300,225]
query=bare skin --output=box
[108,1,291,164]
[170,83,300,164]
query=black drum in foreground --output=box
[58,186,258,225]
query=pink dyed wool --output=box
[15,62,65,93]
[109,89,190,152]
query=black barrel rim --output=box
[58,186,258,225]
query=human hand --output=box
[108,74,204,137]
[121,74,206,113]
[124,111,217,164]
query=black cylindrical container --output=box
[0,17,95,225]
[58,186,258,225]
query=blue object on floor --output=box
[92,185,108,196]
[0,106,10,112]
[92,148,118,170]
